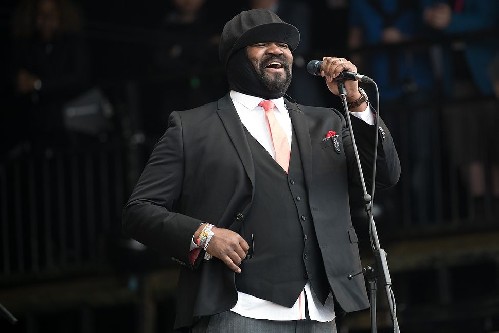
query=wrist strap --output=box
[347,88,368,109]
[195,223,214,260]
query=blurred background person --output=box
[422,0,499,218]
[347,0,437,224]
[422,0,497,98]
[488,54,499,215]
[145,0,225,148]
[8,0,92,154]
[491,54,499,100]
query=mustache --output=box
[261,54,290,70]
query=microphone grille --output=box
[306,60,321,76]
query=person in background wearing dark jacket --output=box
[9,0,91,152]
[123,8,400,333]
[423,0,499,218]
[348,0,437,225]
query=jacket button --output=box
[236,213,244,221]
[289,179,295,185]
[296,196,301,201]
[300,215,307,221]
[304,235,308,241]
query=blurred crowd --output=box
[0,0,498,224]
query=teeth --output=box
[266,62,282,68]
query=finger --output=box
[234,245,247,261]
[329,64,346,81]
[239,238,250,252]
[226,246,244,264]
[336,59,353,71]
[322,57,349,80]
[231,252,243,266]
[224,255,242,273]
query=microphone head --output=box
[306,60,322,76]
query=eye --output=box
[277,43,289,49]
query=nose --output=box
[266,43,284,54]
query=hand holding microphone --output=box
[307,59,373,83]
[307,57,372,111]
[306,57,369,100]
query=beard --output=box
[255,55,293,96]
[226,48,292,99]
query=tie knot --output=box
[259,100,275,112]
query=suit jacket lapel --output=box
[216,94,255,190]
[287,101,313,188]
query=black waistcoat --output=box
[236,128,330,307]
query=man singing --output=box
[123,8,400,333]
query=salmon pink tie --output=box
[259,100,290,173]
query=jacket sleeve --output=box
[122,111,203,267]
[345,114,401,191]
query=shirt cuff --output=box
[190,238,199,251]
[350,105,375,125]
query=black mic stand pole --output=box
[0,302,17,325]
[337,81,400,333]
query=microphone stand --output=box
[0,302,17,325]
[337,81,400,333]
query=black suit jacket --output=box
[122,93,400,329]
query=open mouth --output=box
[265,61,284,70]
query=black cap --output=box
[219,9,300,67]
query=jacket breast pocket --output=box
[320,135,342,154]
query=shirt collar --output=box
[230,90,287,114]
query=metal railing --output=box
[0,142,127,279]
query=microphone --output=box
[306,60,373,83]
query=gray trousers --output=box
[191,311,337,333]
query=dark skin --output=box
[246,42,368,111]
[194,42,369,274]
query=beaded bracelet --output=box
[196,223,214,250]
[203,228,214,251]
[347,88,368,109]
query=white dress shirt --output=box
[228,90,372,322]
